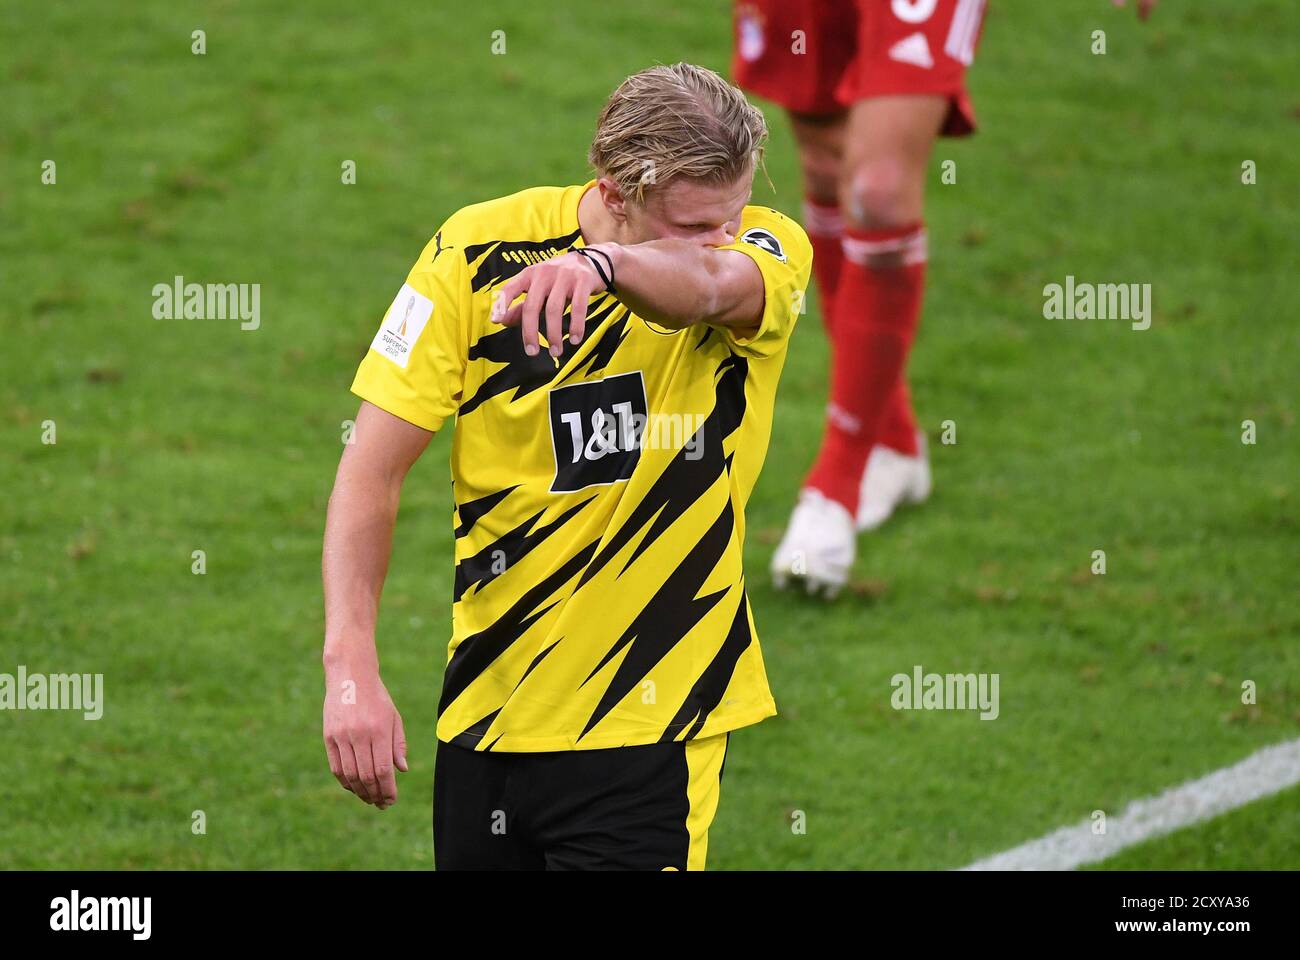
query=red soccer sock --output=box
[802,198,845,336]
[805,222,928,514]
[876,378,921,456]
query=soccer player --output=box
[735,0,1156,597]
[321,63,811,870]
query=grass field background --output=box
[1,0,1296,869]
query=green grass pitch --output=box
[1,0,1296,869]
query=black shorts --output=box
[433,733,730,870]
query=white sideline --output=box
[962,737,1300,871]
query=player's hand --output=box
[1111,0,1157,20]
[322,659,408,810]
[490,245,618,357]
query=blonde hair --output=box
[588,62,767,204]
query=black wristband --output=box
[576,246,617,294]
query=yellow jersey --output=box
[352,181,811,751]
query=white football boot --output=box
[856,432,932,532]
[770,488,856,599]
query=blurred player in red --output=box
[735,0,1157,597]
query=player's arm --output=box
[491,240,764,355]
[321,401,432,810]
[323,218,469,808]
[598,240,765,332]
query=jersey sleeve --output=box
[350,226,473,433]
[712,206,813,360]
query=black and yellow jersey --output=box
[351,181,811,751]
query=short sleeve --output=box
[713,207,813,360]
[350,228,473,432]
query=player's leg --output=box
[878,379,921,462]
[730,0,866,597]
[790,111,931,534]
[733,0,857,320]
[809,94,944,535]
[774,0,987,594]
[432,739,544,870]
[534,735,730,871]
[774,96,943,597]
[733,0,857,331]
[835,0,985,534]
[858,380,932,531]
[788,111,848,333]
[803,93,943,522]
[817,0,988,534]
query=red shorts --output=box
[732,0,986,136]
